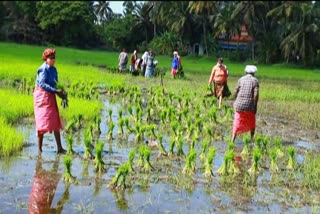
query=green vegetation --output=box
[0,117,23,156]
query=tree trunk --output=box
[203,22,208,56]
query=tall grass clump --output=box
[0,117,24,156]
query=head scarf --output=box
[42,48,56,61]
[245,65,258,74]
[173,51,178,55]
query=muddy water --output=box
[1,97,320,213]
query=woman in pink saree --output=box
[33,48,66,154]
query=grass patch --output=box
[0,117,23,156]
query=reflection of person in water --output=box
[28,155,70,214]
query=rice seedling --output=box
[83,129,94,160]
[182,148,197,175]
[133,122,143,143]
[110,162,130,189]
[200,140,208,161]
[137,145,145,168]
[94,141,106,173]
[168,137,176,156]
[190,135,197,151]
[269,148,279,173]
[205,125,215,141]
[127,149,136,173]
[149,124,157,140]
[286,146,296,170]
[63,155,76,183]
[157,134,167,156]
[248,147,262,176]
[216,151,230,176]
[176,135,185,157]
[195,118,202,133]
[146,106,152,122]
[261,136,269,155]
[118,109,123,119]
[93,115,101,135]
[187,125,195,139]
[108,108,113,122]
[66,133,75,156]
[143,146,154,172]
[228,150,240,174]
[273,137,284,158]
[241,135,250,157]
[170,120,179,137]
[127,104,133,117]
[203,147,216,178]
[117,118,124,137]
[107,121,115,140]
[254,135,263,151]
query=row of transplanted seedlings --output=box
[61,83,297,190]
[102,85,296,189]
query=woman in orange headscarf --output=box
[33,48,66,154]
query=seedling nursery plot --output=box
[0,42,320,213]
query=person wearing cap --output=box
[208,57,229,108]
[231,65,259,143]
[130,50,138,72]
[118,48,128,72]
[33,48,66,154]
[171,51,179,78]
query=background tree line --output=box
[1,1,320,66]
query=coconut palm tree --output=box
[267,1,320,65]
[214,2,240,58]
[123,1,136,16]
[133,2,153,44]
[231,1,266,61]
[93,1,113,24]
[188,1,218,56]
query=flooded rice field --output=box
[1,93,320,214]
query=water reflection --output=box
[28,155,70,214]
[111,189,128,211]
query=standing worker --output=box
[231,65,259,143]
[118,48,128,72]
[33,48,66,154]
[208,57,229,108]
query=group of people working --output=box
[208,57,259,144]
[118,49,158,78]
[33,48,259,156]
